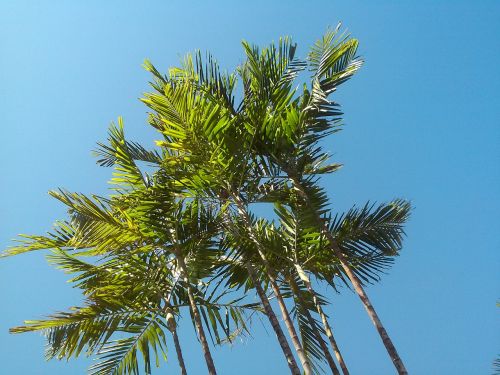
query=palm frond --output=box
[10,303,148,361]
[327,200,411,285]
[2,220,75,257]
[330,200,411,256]
[493,356,500,375]
[308,24,363,96]
[88,314,167,375]
[94,122,161,169]
[285,277,329,374]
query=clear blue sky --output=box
[1,1,498,374]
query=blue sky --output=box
[1,1,498,374]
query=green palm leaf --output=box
[88,314,167,375]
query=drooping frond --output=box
[284,276,330,374]
[46,248,170,307]
[330,200,411,256]
[10,303,155,363]
[2,220,76,257]
[194,286,260,346]
[88,314,168,375]
[328,200,412,285]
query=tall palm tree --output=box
[165,306,187,375]
[286,273,340,375]
[4,26,413,375]
[231,195,313,374]
[235,27,410,374]
[274,197,411,374]
[165,274,188,375]
[219,214,303,374]
[141,56,314,374]
[4,121,257,374]
[274,201,350,375]
[139,25,411,374]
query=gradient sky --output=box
[1,1,499,374]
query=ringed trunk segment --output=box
[175,254,218,375]
[166,312,188,375]
[294,264,350,375]
[288,276,341,375]
[171,328,188,375]
[221,206,300,374]
[288,175,408,375]
[331,248,408,375]
[232,194,313,375]
[267,269,313,375]
[246,263,302,375]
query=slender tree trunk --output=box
[166,309,188,375]
[246,262,301,375]
[221,206,300,374]
[294,264,350,375]
[266,272,313,375]
[171,329,188,375]
[232,195,313,375]
[329,247,407,374]
[288,276,341,375]
[175,254,218,375]
[288,175,408,375]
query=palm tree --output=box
[274,202,349,375]
[4,26,413,375]
[276,197,411,374]
[219,214,303,374]
[139,25,411,374]
[4,122,257,374]
[165,275,188,375]
[286,273,340,375]
[231,195,313,374]
[165,307,187,375]
[235,27,410,374]
[8,244,253,374]
[139,29,412,373]
[141,56,313,374]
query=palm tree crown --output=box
[3,24,411,375]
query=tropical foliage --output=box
[3,24,411,375]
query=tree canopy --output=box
[3,25,411,375]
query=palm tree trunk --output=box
[175,254,218,375]
[166,310,188,375]
[329,247,407,374]
[232,194,313,375]
[246,262,302,375]
[266,268,312,375]
[171,329,188,375]
[287,175,408,375]
[288,276,341,375]
[294,264,350,375]
[221,205,300,374]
